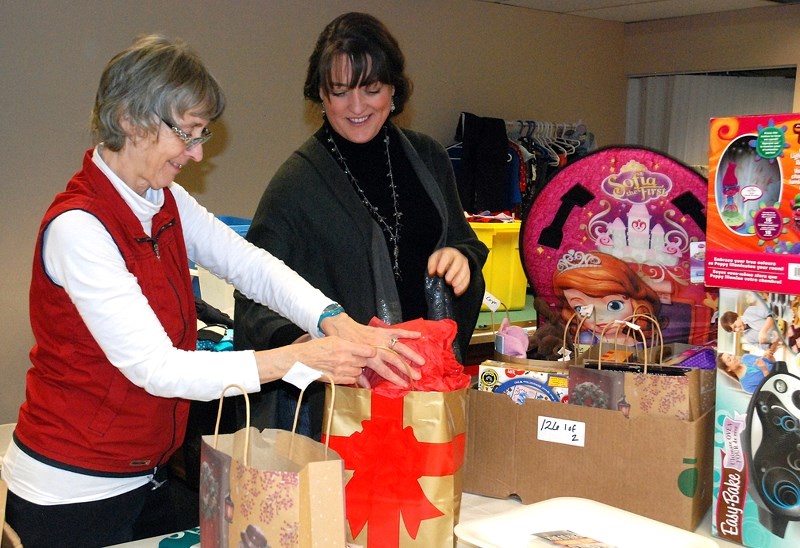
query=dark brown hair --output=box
[719,310,739,332]
[303,12,412,116]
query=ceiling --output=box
[477,0,800,23]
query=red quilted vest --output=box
[15,149,197,475]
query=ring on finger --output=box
[389,337,398,349]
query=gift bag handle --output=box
[629,310,664,364]
[213,384,251,464]
[289,373,336,458]
[561,308,597,364]
[596,312,663,371]
[214,377,336,466]
[489,301,511,333]
[597,319,649,370]
[630,305,664,355]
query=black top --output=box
[316,123,442,321]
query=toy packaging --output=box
[705,113,800,293]
[478,360,569,403]
[712,288,800,546]
[520,146,717,347]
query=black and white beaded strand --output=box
[327,126,403,279]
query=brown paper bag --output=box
[199,383,346,548]
[570,313,715,420]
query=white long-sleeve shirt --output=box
[3,147,335,504]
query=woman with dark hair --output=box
[717,350,776,393]
[235,12,488,438]
[2,33,423,547]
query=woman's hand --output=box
[320,313,424,386]
[428,247,470,296]
[254,335,376,385]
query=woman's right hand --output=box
[254,335,376,385]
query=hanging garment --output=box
[454,112,509,212]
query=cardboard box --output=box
[469,221,527,310]
[463,388,714,531]
[712,288,800,546]
[705,113,800,293]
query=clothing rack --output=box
[504,119,581,139]
[449,112,594,218]
[503,119,594,217]
[504,119,586,164]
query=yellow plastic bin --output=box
[469,221,527,310]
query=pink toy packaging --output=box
[521,146,717,347]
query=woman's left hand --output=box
[428,247,470,296]
[320,313,425,385]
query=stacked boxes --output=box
[706,113,800,547]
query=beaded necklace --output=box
[326,126,403,280]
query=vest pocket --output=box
[88,372,130,435]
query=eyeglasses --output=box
[160,117,212,150]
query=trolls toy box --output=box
[713,288,800,547]
[705,113,800,293]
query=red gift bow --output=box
[326,392,465,546]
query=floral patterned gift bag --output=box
[568,314,715,420]
[200,383,346,548]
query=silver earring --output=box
[321,106,326,118]
[390,99,396,113]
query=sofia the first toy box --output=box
[705,113,800,293]
[520,146,716,347]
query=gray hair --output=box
[91,34,226,150]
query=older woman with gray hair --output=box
[2,33,422,547]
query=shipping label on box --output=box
[705,113,800,293]
[713,288,800,547]
[478,360,569,403]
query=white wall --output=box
[3,1,800,424]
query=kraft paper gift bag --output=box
[571,314,715,420]
[323,318,471,547]
[199,383,346,548]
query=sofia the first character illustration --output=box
[553,250,661,346]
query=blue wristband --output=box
[317,303,345,335]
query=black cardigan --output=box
[234,124,488,361]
